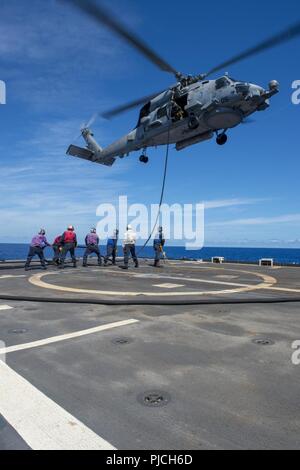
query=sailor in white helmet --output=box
[83,228,102,267]
[120,225,138,269]
[25,229,51,271]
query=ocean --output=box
[1,243,300,265]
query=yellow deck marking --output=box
[265,286,300,293]
[28,269,276,297]
[153,283,185,289]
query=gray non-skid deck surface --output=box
[1,261,300,449]
[0,415,30,450]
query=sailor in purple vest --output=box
[25,229,51,271]
[83,228,102,267]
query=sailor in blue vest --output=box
[153,226,165,267]
[104,229,119,266]
[83,228,102,267]
[25,229,51,271]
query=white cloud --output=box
[181,197,268,216]
[208,213,300,227]
[0,0,139,112]
[0,0,120,63]
[0,116,135,242]
[204,197,268,210]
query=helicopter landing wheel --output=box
[188,114,199,130]
[216,133,228,146]
[139,155,149,164]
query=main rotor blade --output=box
[84,113,99,128]
[60,0,179,77]
[206,21,300,76]
[102,91,162,119]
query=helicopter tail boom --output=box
[66,144,115,167]
[66,128,116,167]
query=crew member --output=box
[25,229,51,271]
[104,229,119,266]
[52,235,62,265]
[121,225,138,269]
[83,228,102,267]
[171,101,184,122]
[153,226,166,267]
[60,225,77,269]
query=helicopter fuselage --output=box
[68,76,279,166]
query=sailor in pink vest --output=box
[59,225,77,269]
[83,228,102,267]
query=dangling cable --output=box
[137,121,171,256]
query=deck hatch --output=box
[137,391,171,407]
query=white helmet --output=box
[68,225,74,231]
[91,227,96,233]
[39,228,46,235]
[127,225,132,230]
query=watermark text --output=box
[291,81,300,105]
[0,80,6,105]
[96,196,205,250]
[291,340,300,365]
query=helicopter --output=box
[62,0,300,167]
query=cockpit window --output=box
[157,105,168,119]
[215,77,230,90]
[137,101,151,126]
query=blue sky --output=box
[0,0,300,247]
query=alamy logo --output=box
[291,81,300,105]
[291,341,300,365]
[96,196,205,250]
[0,81,6,105]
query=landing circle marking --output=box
[28,268,277,298]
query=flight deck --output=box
[0,259,300,450]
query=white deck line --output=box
[0,305,13,311]
[0,319,139,354]
[0,360,116,450]
[0,275,26,279]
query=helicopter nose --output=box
[246,84,265,105]
[235,83,250,95]
[249,84,264,97]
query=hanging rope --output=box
[137,123,171,256]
